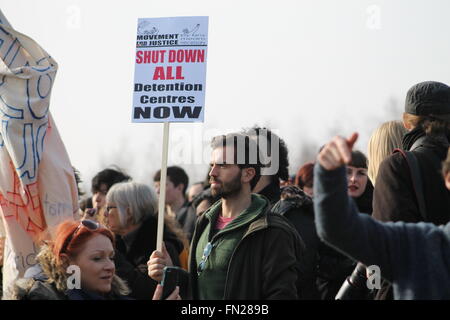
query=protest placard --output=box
[132,16,208,123]
[132,16,208,251]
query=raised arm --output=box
[314,133,395,280]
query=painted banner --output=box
[0,10,79,298]
[132,16,208,123]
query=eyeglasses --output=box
[197,242,213,275]
[61,219,101,253]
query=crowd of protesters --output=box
[1,80,450,300]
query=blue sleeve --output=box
[313,164,396,280]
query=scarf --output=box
[402,126,426,151]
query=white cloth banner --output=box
[0,10,78,299]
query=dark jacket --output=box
[372,128,450,300]
[373,128,450,224]
[316,241,356,300]
[258,180,281,205]
[114,216,184,300]
[189,194,305,300]
[353,179,373,215]
[314,163,450,299]
[271,186,321,299]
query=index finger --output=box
[347,132,358,150]
[150,249,164,259]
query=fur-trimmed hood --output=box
[271,185,313,216]
[10,244,130,300]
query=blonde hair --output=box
[367,121,407,185]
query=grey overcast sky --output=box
[2,0,450,195]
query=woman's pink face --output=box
[346,166,368,198]
[69,234,115,294]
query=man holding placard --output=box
[148,133,305,299]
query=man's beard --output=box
[210,171,242,199]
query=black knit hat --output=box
[405,81,450,116]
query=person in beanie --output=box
[373,81,450,223]
[372,81,450,299]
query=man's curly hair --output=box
[242,125,290,182]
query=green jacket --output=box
[189,194,305,300]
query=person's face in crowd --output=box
[346,166,368,198]
[68,234,115,294]
[188,183,203,202]
[154,177,184,206]
[92,183,108,209]
[104,202,123,235]
[209,146,243,199]
[303,186,314,198]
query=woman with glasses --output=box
[105,181,189,300]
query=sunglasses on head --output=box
[61,219,101,253]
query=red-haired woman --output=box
[12,220,179,300]
[295,162,315,197]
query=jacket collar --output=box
[402,126,426,151]
[271,185,313,216]
[403,126,450,153]
[203,194,269,233]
